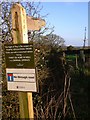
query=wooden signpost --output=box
[7,3,46,119]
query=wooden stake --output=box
[75,54,78,68]
[11,3,34,119]
[27,93,34,119]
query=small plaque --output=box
[4,43,35,68]
[4,43,37,92]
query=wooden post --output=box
[75,54,78,68]
[11,3,46,119]
[27,93,34,118]
[11,3,33,119]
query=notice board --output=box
[4,43,37,92]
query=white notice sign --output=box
[6,68,37,92]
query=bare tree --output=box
[1,2,54,43]
[1,2,14,43]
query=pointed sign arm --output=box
[26,16,46,31]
